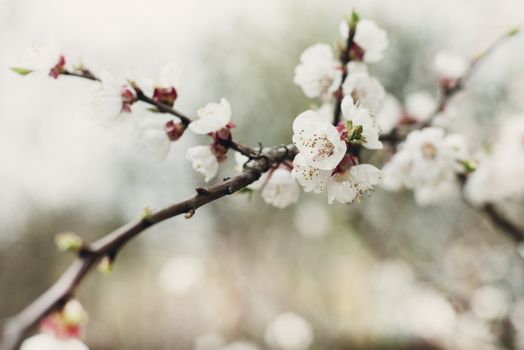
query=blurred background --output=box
[2,0,524,349]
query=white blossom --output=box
[265,312,314,350]
[353,19,389,63]
[261,169,300,208]
[19,38,63,75]
[158,255,205,295]
[405,91,437,122]
[465,117,524,204]
[434,50,468,81]
[135,119,171,161]
[92,71,129,122]
[342,62,386,114]
[376,94,402,134]
[293,44,342,100]
[341,95,383,149]
[186,145,219,182]
[327,164,383,204]
[189,98,231,134]
[20,333,89,350]
[291,153,332,193]
[220,341,260,350]
[292,110,347,170]
[382,127,467,206]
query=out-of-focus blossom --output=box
[471,286,509,320]
[265,312,314,350]
[353,19,389,63]
[186,145,219,182]
[20,333,89,350]
[405,91,437,122]
[93,71,135,122]
[293,201,331,239]
[382,127,467,206]
[315,103,334,123]
[220,341,260,350]
[375,94,402,134]
[194,332,226,350]
[158,254,205,295]
[401,289,456,338]
[342,62,386,114]
[189,98,232,134]
[135,120,172,161]
[341,95,382,149]
[434,50,468,82]
[16,38,65,78]
[292,110,347,170]
[261,168,300,208]
[293,44,342,100]
[465,116,524,204]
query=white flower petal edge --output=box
[291,153,332,193]
[136,120,171,161]
[189,98,231,134]
[434,51,467,81]
[292,110,347,170]
[93,71,125,123]
[261,169,300,209]
[186,146,219,182]
[341,96,383,150]
[327,164,383,204]
[21,333,89,350]
[353,19,389,63]
[342,62,386,114]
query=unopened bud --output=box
[98,256,113,276]
[165,120,186,141]
[153,86,178,107]
[55,232,83,253]
[49,55,66,79]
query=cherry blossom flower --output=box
[15,38,66,78]
[293,44,343,100]
[375,94,402,134]
[434,50,468,82]
[341,19,388,63]
[189,98,232,135]
[292,110,347,170]
[341,95,382,149]
[342,62,386,114]
[265,312,314,350]
[405,91,437,122]
[139,62,181,107]
[465,117,524,204]
[382,127,467,206]
[135,120,172,161]
[291,153,332,193]
[327,164,383,204]
[93,71,135,122]
[186,145,220,182]
[20,333,89,350]
[261,168,300,208]
[158,255,205,295]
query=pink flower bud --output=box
[210,142,228,162]
[153,87,178,107]
[335,153,359,173]
[49,55,66,79]
[164,120,186,141]
[349,43,365,61]
[120,86,136,113]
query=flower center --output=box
[421,142,437,159]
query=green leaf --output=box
[508,27,521,37]
[10,67,33,76]
[55,232,83,252]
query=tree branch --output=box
[0,144,297,350]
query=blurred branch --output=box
[482,203,524,242]
[0,144,297,350]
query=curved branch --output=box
[0,144,297,350]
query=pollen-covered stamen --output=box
[298,130,336,161]
[49,55,66,79]
[421,142,438,159]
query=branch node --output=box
[185,209,196,219]
[195,187,209,195]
